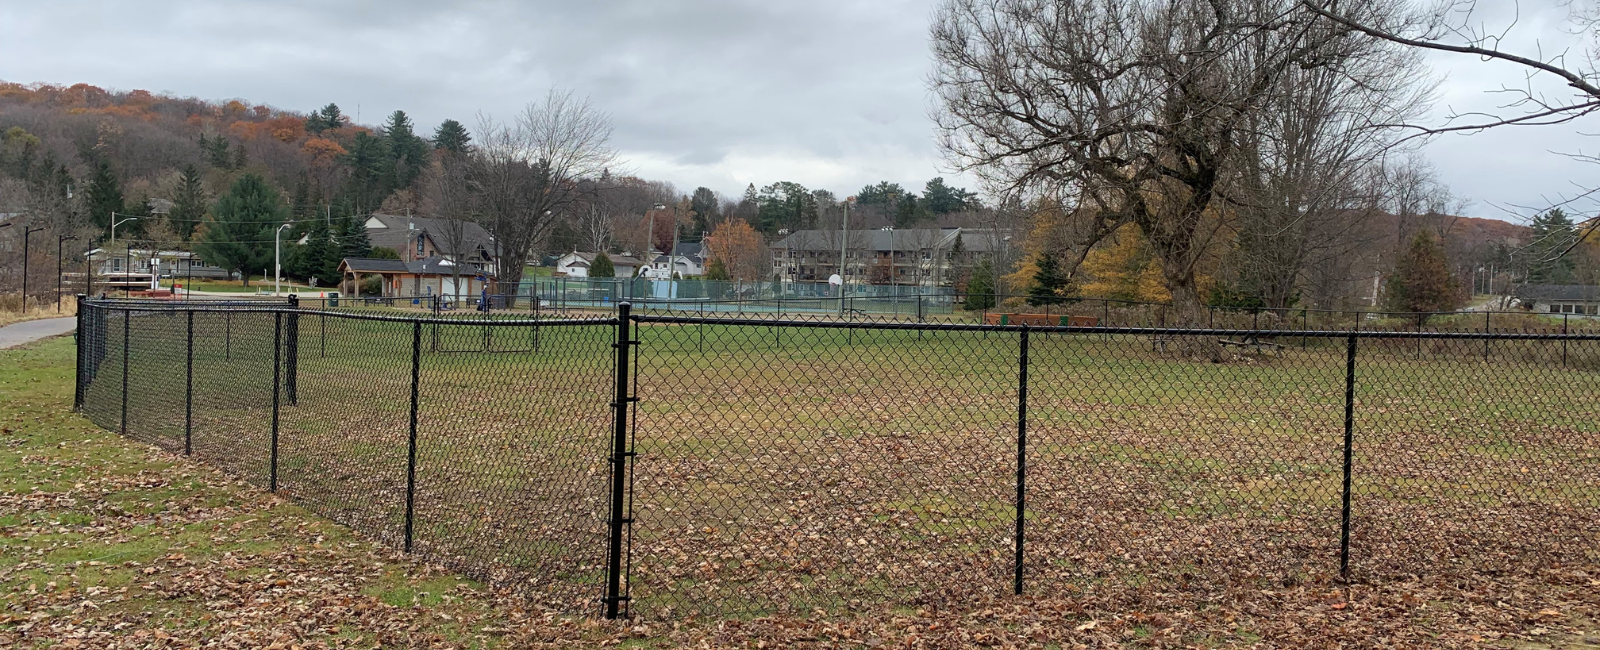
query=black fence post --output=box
[120,307,130,437]
[271,311,282,493]
[1339,333,1357,580]
[285,295,299,406]
[1484,311,1492,362]
[1014,325,1029,595]
[405,320,421,552]
[73,295,86,410]
[185,310,194,456]
[225,311,231,361]
[604,302,635,620]
[1563,314,1569,367]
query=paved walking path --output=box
[0,317,76,350]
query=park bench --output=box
[1218,335,1283,356]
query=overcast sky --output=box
[2,0,1597,223]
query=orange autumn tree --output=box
[704,218,768,286]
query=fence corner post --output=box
[405,320,421,552]
[1339,332,1358,580]
[1015,324,1029,596]
[73,295,87,410]
[604,302,635,619]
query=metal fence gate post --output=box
[271,311,282,493]
[1014,325,1029,595]
[120,307,130,437]
[405,320,421,552]
[185,310,194,455]
[73,295,86,410]
[1339,333,1358,579]
[604,302,635,619]
[285,295,299,406]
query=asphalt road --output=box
[0,317,76,350]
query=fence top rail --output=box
[630,313,1600,341]
[83,300,618,328]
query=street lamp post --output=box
[57,234,78,311]
[838,198,853,315]
[110,212,139,295]
[275,223,292,296]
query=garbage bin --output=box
[327,292,340,307]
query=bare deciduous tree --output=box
[1227,31,1434,308]
[421,150,476,301]
[1304,0,1600,256]
[470,90,618,304]
[931,0,1390,310]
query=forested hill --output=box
[0,81,458,232]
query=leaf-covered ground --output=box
[7,335,1600,648]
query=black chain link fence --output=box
[73,297,1600,620]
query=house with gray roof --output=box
[338,256,494,299]
[360,213,499,276]
[1514,284,1600,315]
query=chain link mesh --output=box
[73,299,1600,620]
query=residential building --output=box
[644,242,707,279]
[338,256,493,299]
[768,228,1015,287]
[361,213,499,276]
[1514,284,1600,315]
[554,251,644,278]
[85,248,231,291]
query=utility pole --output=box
[22,225,46,308]
[57,234,78,311]
[275,223,291,296]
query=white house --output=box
[644,242,707,279]
[554,251,643,278]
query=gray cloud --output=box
[2,0,1595,219]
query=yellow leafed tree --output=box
[1079,224,1171,303]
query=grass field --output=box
[64,305,1600,644]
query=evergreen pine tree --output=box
[336,211,373,260]
[294,216,339,286]
[195,173,288,287]
[291,174,311,221]
[84,159,125,233]
[305,103,344,134]
[343,131,392,212]
[591,253,616,279]
[169,164,207,240]
[202,135,233,169]
[231,143,248,170]
[383,110,430,189]
[433,119,472,153]
[964,258,997,310]
[1526,208,1578,284]
[1384,230,1462,318]
[690,187,718,235]
[1026,252,1074,306]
